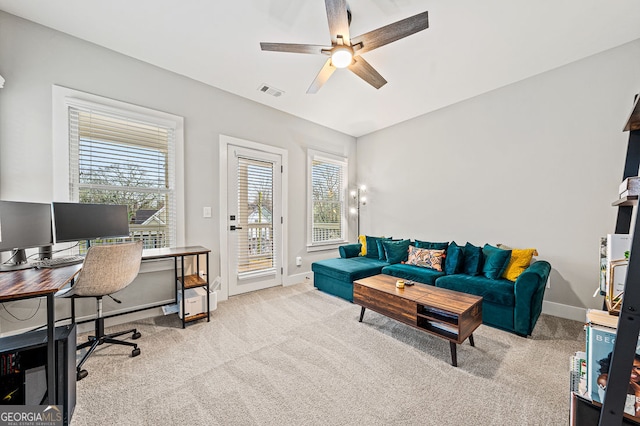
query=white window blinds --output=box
[68,106,176,248]
[310,154,347,244]
[237,156,275,276]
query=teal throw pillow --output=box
[444,241,464,275]
[482,244,512,280]
[377,238,399,260]
[339,244,362,259]
[415,240,449,251]
[365,236,384,259]
[462,242,483,276]
[382,239,411,264]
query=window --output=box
[307,150,348,250]
[237,155,275,275]
[53,86,184,251]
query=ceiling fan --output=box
[260,0,429,94]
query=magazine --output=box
[570,351,587,397]
[586,324,640,418]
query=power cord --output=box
[0,299,42,321]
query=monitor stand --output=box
[0,249,35,272]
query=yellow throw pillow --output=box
[358,235,367,256]
[501,247,538,281]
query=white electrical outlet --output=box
[296,256,302,266]
[203,206,212,218]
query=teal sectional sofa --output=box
[311,239,551,336]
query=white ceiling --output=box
[2,0,640,137]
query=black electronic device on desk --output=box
[52,202,130,248]
[0,200,54,272]
[32,256,85,269]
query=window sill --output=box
[306,241,347,253]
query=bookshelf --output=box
[591,96,640,425]
[143,246,211,328]
[612,196,638,207]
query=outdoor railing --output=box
[130,224,169,249]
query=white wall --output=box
[357,39,640,318]
[3,10,639,332]
[0,11,356,334]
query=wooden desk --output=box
[142,246,211,328]
[0,245,211,403]
[142,245,210,260]
[0,264,82,404]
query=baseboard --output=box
[283,271,313,287]
[72,305,172,334]
[0,299,175,338]
[542,300,586,322]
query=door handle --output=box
[230,225,243,231]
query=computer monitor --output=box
[0,200,54,271]
[52,202,130,244]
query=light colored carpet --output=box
[69,283,584,425]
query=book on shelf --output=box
[570,351,588,397]
[587,309,620,329]
[619,190,640,199]
[600,234,631,297]
[426,321,458,335]
[619,177,640,197]
[586,323,640,418]
[420,306,458,322]
[600,237,607,295]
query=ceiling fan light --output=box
[331,47,353,68]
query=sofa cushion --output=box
[406,245,445,271]
[435,274,515,306]
[365,236,390,260]
[482,244,512,280]
[358,235,367,256]
[462,243,483,276]
[377,238,400,261]
[339,244,362,259]
[382,239,411,264]
[382,264,444,285]
[444,241,464,275]
[501,247,538,281]
[312,257,388,282]
[415,240,449,251]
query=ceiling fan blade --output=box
[260,42,329,55]
[351,10,429,55]
[325,0,350,44]
[307,58,336,94]
[348,56,387,89]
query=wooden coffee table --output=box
[353,274,483,367]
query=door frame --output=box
[219,134,288,300]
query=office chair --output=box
[57,241,143,381]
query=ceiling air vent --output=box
[258,84,284,98]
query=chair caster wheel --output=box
[77,369,88,381]
[132,331,141,340]
[132,348,141,357]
